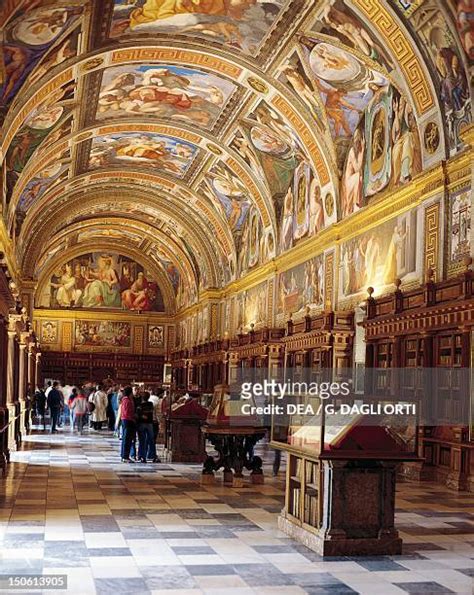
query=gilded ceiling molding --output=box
[34,241,176,315]
[2,44,339,200]
[33,219,197,292]
[351,0,435,116]
[8,119,275,246]
[21,194,219,291]
[17,176,234,273]
[173,158,456,315]
[19,187,226,289]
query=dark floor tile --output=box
[120,528,162,539]
[95,578,149,594]
[393,582,455,594]
[304,586,358,594]
[87,548,132,556]
[355,559,407,571]
[286,573,343,586]
[158,531,198,539]
[232,563,294,586]
[194,527,235,539]
[177,509,214,519]
[172,546,216,555]
[253,545,299,554]
[81,516,120,532]
[43,555,90,568]
[3,534,44,547]
[186,565,236,576]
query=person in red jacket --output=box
[120,386,136,462]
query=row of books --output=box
[304,493,319,527]
[305,461,318,485]
[291,487,301,518]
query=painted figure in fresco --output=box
[281,64,322,121]
[51,264,82,307]
[13,8,69,45]
[207,164,248,230]
[0,45,30,103]
[312,77,361,137]
[309,181,325,235]
[320,4,386,64]
[29,36,77,84]
[341,128,365,217]
[391,96,417,184]
[89,133,193,176]
[254,103,295,148]
[82,256,122,308]
[100,67,224,126]
[280,186,294,252]
[455,0,474,60]
[122,272,152,310]
[383,224,407,285]
[112,0,283,54]
[437,49,469,113]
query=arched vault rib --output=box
[31,218,200,296]
[22,194,219,292]
[8,119,279,237]
[35,241,178,315]
[19,181,234,285]
[2,44,338,207]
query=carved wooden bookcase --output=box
[362,268,474,492]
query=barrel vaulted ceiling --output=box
[0,0,471,310]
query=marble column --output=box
[6,321,19,451]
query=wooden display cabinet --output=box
[272,406,419,556]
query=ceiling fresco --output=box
[0,0,471,312]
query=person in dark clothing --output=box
[47,382,63,434]
[106,387,116,431]
[34,387,47,430]
[136,391,158,463]
[120,386,136,462]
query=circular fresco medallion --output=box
[310,42,361,83]
[324,192,334,217]
[250,124,289,155]
[424,121,440,154]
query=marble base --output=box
[278,514,402,556]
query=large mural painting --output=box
[340,211,418,299]
[75,320,131,349]
[340,85,422,217]
[235,282,268,331]
[0,3,82,122]
[232,100,328,254]
[109,0,293,56]
[43,252,165,312]
[6,79,76,213]
[87,132,198,176]
[200,160,271,276]
[96,64,237,128]
[395,0,471,149]
[277,255,324,316]
[449,186,471,263]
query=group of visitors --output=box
[32,381,166,464]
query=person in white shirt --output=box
[89,384,108,430]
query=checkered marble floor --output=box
[0,430,473,595]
